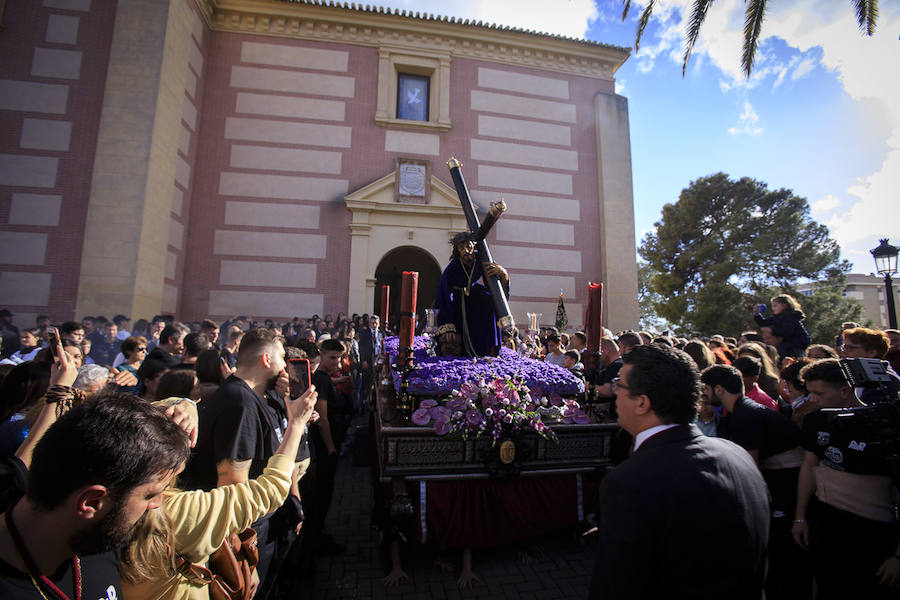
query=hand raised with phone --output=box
[285,383,317,427]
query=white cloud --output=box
[615,78,626,94]
[628,0,900,271]
[791,56,816,80]
[811,194,841,214]
[728,101,763,135]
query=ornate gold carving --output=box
[446,157,462,170]
[489,199,507,218]
[499,440,516,464]
[194,0,627,79]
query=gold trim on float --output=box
[446,157,462,170]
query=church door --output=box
[374,246,441,331]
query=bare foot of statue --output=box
[382,567,409,588]
[457,548,481,589]
[383,540,409,588]
[433,557,454,574]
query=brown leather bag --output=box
[176,528,259,600]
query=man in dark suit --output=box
[357,315,382,409]
[589,343,770,600]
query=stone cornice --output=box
[195,0,630,79]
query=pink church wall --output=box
[180,27,620,325]
[0,1,116,323]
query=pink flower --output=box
[447,396,467,411]
[411,408,431,426]
[484,407,494,417]
[430,406,451,420]
[503,414,513,424]
[433,415,452,436]
[465,408,483,426]
[459,382,479,400]
[509,390,520,406]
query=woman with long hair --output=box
[753,293,811,360]
[737,342,781,400]
[120,385,317,600]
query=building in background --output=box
[0,0,639,332]
[798,273,900,329]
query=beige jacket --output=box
[122,453,293,600]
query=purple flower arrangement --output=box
[384,335,585,397]
[411,376,565,443]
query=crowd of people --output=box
[0,292,899,599]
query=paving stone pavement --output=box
[286,436,597,600]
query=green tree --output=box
[639,172,852,336]
[796,285,868,345]
[622,0,879,76]
[637,260,671,332]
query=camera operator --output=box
[792,359,900,598]
[840,327,900,403]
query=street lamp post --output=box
[870,238,899,329]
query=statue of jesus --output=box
[434,232,510,357]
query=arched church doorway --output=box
[374,246,441,331]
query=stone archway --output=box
[374,246,441,329]
[344,169,472,315]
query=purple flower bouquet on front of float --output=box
[383,335,585,398]
[410,375,559,443]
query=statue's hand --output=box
[484,262,509,284]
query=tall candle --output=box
[585,282,603,353]
[398,271,418,358]
[380,285,390,331]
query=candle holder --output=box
[581,351,605,422]
[424,308,439,357]
[526,312,542,337]
[392,346,418,422]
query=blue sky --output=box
[375,0,899,275]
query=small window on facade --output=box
[397,73,429,122]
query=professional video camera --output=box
[840,357,900,404]
[815,358,900,486]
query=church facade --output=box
[0,0,639,332]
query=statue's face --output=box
[457,240,475,266]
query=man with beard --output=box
[434,232,510,357]
[0,394,190,600]
[182,327,299,600]
[700,364,809,600]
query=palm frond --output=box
[635,0,656,52]
[741,0,767,77]
[852,0,878,35]
[682,0,715,76]
[622,0,633,22]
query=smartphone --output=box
[48,327,60,358]
[286,358,311,400]
[756,304,767,314]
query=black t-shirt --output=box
[181,375,283,491]
[801,405,898,476]
[717,397,800,461]
[146,347,180,368]
[310,370,337,454]
[0,549,121,600]
[593,358,623,386]
[264,389,309,463]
